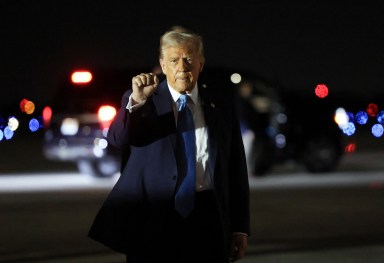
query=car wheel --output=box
[300,136,341,173]
[248,137,273,176]
[77,159,119,178]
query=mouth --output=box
[176,74,191,82]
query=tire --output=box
[77,158,120,178]
[248,136,273,177]
[300,136,341,173]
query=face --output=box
[160,45,204,93]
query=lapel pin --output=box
[210,102,215,108]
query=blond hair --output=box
[159,26,205,63]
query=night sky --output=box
[2,0,384,109]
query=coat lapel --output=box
[152,81,174,116]
[199,85,218,178]
[152,80,178,150]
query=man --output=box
[88,26,250,263]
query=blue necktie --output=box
[175,94,196,217]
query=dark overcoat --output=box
[88,77,250,258]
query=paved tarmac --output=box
[18,242,384,263]
[2,139,384,263]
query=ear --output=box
[159,59,166,74]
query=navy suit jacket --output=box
[88,77,250,255]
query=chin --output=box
[175,83,193,92]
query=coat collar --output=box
[152,79,218,117]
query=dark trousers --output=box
[125,191,228,263]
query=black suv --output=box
[42,67,344,177]
[42,67,151,177]
[232,71,344,176]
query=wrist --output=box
[131,93,147,105]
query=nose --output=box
[178,58,189,71]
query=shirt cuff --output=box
[126,94,146,113]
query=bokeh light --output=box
[371,123,384,137]
[342,122,356,136]
[334,107,348,129]
[355,111,368,125]
[60,118,79,136]
[4,126,14,140]
[275,133,286,149]
[71,71,93,84]
[314,84,329,98]
[20,98,35,114]
[366,103,378,117]
[0,129,3,141]
[8,116,19,131]
[345,143,356,153]
[24,100,35,114]
[98,105,117,122]
[230,73,242,84]
[376,110,384,124]
[19,99,28,113]
[42,106,52,127]
[29,118,40,132]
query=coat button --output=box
[172,175,177,180]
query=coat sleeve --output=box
[107,89,157,147]
[107,89,133,148]
[228,105,251,236]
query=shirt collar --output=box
[168,83,199,105]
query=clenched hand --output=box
[131,73,159,104]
